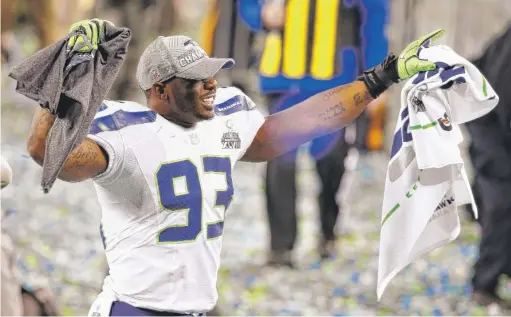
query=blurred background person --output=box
[466,23,511,310]
[1,228,23,316]
[199,0,257,96]
[1,156,59,316]
[1,156,22,316]
[97,0,181,101]
[1,0,94,62]
[239,0,389,266]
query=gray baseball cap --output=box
[136,35,235,90]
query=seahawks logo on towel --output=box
[437,112,452,131]
[411,96,425,113]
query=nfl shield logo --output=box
[189,133,200,145]
[151,68,161,81]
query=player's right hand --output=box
[397,29,445,80]
[67,18,112,54]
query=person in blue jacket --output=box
[239,0,389,266]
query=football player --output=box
[25,19,444,316]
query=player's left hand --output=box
[396,29,446,80]
[67,18,112,54]
[359,29,446,98]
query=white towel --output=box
[377,45,499,300]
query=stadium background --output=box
[1,0,511,315]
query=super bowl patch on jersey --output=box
[221,119,241,149]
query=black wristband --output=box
[358,54,399,98]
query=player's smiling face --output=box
[175,77,217,121]
[149,76,218,128]
[169,77,217,124]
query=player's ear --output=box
[153,82,167,100]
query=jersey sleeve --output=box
[86,102,126,184]
[236,92,266,160]
[214,87,266,160]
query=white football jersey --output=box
[87,87,265,313]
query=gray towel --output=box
[9,24,131,193]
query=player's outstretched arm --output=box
[242,29,445,162]
[26,19,112,182]
[243,81,374,162]
[27,108,108,182]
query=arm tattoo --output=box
[322,86,346,100]
[67,141,100,170]
[318,102,346,121]
[353,91,372,107]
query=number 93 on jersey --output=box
[155,156,234,243]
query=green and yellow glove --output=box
[359,29,445,98]
[397,29,445,79]
[67,18,112,54]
